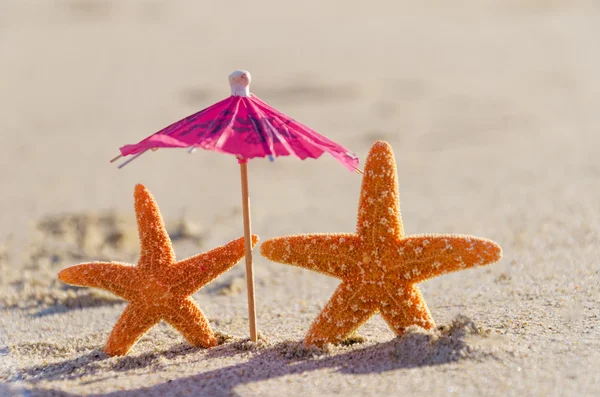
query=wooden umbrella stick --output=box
[110,154,123,163]
[239,161,258,342]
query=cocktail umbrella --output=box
[112,70,360,342]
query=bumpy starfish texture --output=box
[59,184,258,356]
[261,141,502,347]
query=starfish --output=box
[58,184,258,356]
[260,141,502,347]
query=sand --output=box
[1,1,599,396]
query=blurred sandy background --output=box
[0,1,599,396]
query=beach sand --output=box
[1,1,598,396]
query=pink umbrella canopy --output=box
[117,70,359,171]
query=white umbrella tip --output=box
[229,70,251,96]
[229,70,251,85]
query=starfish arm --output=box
[167,235,259,297]
[104,302,161,356]
[379,284,435,334]
[260,234,361,279]
[58,262,139,301]
[356,141,404,245]
[162,298,217,348]
[395,235,502,283]
[133,184,176,272]
[305,283,377,347]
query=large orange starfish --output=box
[58,184,258,356]
[261,141,502,347]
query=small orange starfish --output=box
[59,184,258,356]
[261,141,502,347]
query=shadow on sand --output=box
[18,319,494,397]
